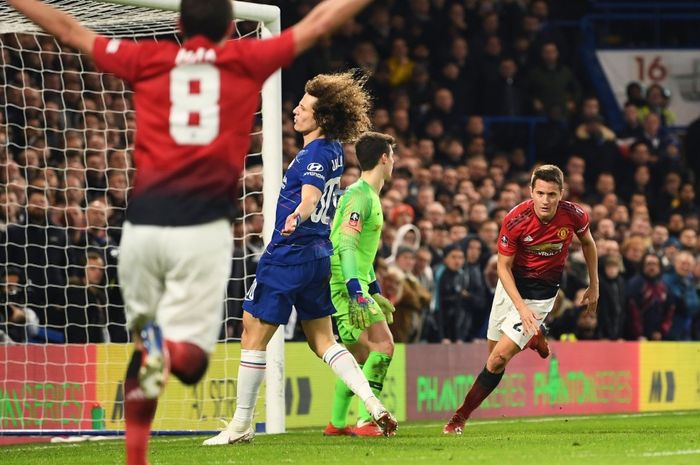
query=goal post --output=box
[0,0,285,436]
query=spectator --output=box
[638,83,676,128]
[678,227,698,254]
[106,169,129,242]
[618,102,643,142]
[527,41,581,117]
[573,117,620,188]
[0,190,21,233]
[625,81,646,108]
[433,245,473,343]
[413,246,434,295]
[597,254,627,340]
[621,235,648,281]
[385,37,414,88]
[651,171,683,223]
[460,236,488,339]
[438,36,478,116]
[662,251,699,340]
[675,182,700,219]
[626,253,675,340]
[0,266,40,342]
[2,188,68,310]
[650,224,670,258]
[423,88,462,137]
[389,247,431,343]
[638,112,674,159]
[481,56,527,116]
[64,251,107,343]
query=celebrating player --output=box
[203,74,398,446]
[323,132,397,437]
[443,164,599,434]
[8,0,376,463]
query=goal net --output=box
[0,0,284,436]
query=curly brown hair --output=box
[304,71,372,143]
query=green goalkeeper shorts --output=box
[330,286,385,345]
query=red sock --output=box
[165,340,208,385]
[456,367,504,419]
[124,377,157,465]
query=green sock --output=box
[357,352,392,423]
[330,369,355,428]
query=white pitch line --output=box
[5,411,698,452]
[640,449,700,457]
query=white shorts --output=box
[486,280,556,349]
[118,219,232,353]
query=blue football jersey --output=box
[262,138,344,265]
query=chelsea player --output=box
[205,72,397,445]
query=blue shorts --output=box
[242,256,335,325]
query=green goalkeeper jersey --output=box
[330,179,383,290]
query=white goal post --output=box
[0,0,285,435]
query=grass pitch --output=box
[3,412,699,465]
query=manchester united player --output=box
[443,164,599,434]
[9,0,374,464]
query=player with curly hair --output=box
[204,72,397,445]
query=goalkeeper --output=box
[325,132,397,437]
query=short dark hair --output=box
[531,164,564,191]
[354,132,395,171]
[180,0,233,43]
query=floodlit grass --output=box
[3,412,700,465]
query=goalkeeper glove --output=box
[372,293,395,325]
[369,280,395,324]
[346,278,371,330]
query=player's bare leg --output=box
[444,335,520,434]
[304,317,397,436]
[203,312,278,445]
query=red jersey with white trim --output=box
[92,31,295,226]
[497,199,590,299]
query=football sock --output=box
[456,366,504,420]
[322,343,375,403]
[231,349,266,431]
[166,340,208,385]
[357,352,392,423]
[124,350,157,465]
[329,373,355,428]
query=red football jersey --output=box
[92,31,294,225]
[497,199,590,299]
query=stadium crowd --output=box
[2,0,700,345]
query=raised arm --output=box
[9,0,96,55]
[292,0,372,56]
